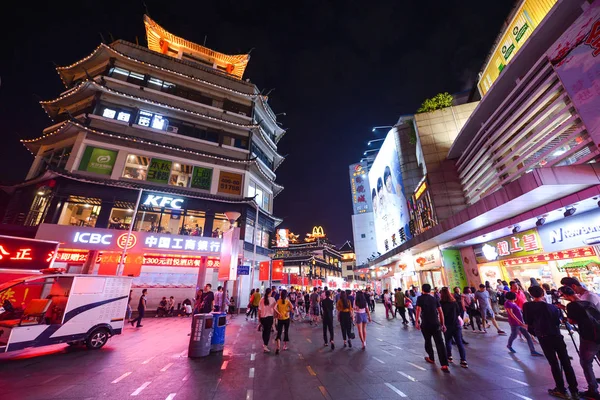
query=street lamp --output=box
[367,139,385,146]
[372,125,393,132]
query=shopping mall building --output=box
[0,16,286,306]
[357,0,600,293]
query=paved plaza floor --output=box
[0,304,593,399]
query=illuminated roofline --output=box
[144,15,249,80]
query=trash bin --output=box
[210,312,227,352]
[188,313,213,358]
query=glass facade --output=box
[57,197,102,227]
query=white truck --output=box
[0,274,131,352]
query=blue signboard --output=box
[237,265,250,275]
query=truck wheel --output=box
[86,328,109,349]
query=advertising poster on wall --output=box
[549,1,600,149]
[367,129,411,254]
[78,146,118,175]
[146,158,172,184]
[190,166,213,190]
[218,171,243,195]
[538,208,600,252]
[441,249,468,289]
[276,229,289,248]
[349,162,372,214]
[472,228,543,263]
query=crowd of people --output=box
[240,277,600,400]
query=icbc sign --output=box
[117,233,137,250]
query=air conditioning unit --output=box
[166,125,178,133]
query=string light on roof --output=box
[21,120,283,191]
[55,43,255,99]
[41,79,257,129]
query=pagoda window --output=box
[170,162,193,188]
[102,108,117,119]
[248,180,271,213]
[223,99,251,116]
[108,67,130,81]
[126,71,146,86]
[122,154,150,180]
[57,196,102,228]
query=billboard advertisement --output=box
[478,0,557,96]
[78,146,118,176]
[349,162,372,214]
[367,129,411,254]
[276,229,289,248]
[549,1,600,147]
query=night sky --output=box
[2,1,513,245]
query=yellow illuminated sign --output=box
[414,181,427,200]
[312,226,325,238]
[478,0,557,96]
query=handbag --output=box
[458,316,464,327]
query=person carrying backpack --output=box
[559,286,600,400]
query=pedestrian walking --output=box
[198,284,214,313]
[383,289,393,319]
[440,287,468,368]
[214,286,224,312]
[462,287,482,332]
[310,287,320,326]
[249,288,261,320]
[258,288,276,353]
[395,288,409,324]
[321,290,335,349]
[126,289,133,321]
[559,286,600,400]
[354,290,371,349]
[523,285,579,399]
[245,289,255,319]
[504,291,543,356]
[337,291,354,348]
[475,284,506,335]
[415,284,449,373]
[130,289,147,328]
[274,289,292,354]
[486,281,500,314]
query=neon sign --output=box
[74,232,112,245]
[142,194,184,209]
[0,235,58,270]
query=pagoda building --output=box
[1,15,285,304]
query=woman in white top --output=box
[354,290,372,350]
[258,288,276,353]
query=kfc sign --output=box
[142,194,184,210]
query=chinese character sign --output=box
[473,228,543,263]
[442,249,468,290]
[190,166,213,190]
[217,171,243,195]
[146,158,173,184]
[0,235,59,270]
[349,162,372,214]
[549,2,600,147]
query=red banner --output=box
[0,236,58,271]
[291,274,300,285]
[302,277,309,286]
[259,261,270,281]
[272,259,283,281]
[282,274,288,284]
[312,279,319,287]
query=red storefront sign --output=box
[0,235,58,271]
[501,247,596,266]
[54,249,91,263]
[143,255,204,267]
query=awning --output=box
[558,259,600,271]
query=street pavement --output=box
[0,304,594,400]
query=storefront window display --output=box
[57,197,102,227]
[134,207,184,234]
[122,154,149,180]
[108,207,134,230]
[180,210,205,236]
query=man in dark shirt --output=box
[364,289,372,311]
[199,284,214,313]
[560,286,600,400]
[415,284,449,372]
[130,289,147,328]
[523,285,578,399]
[321,290,335,349]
